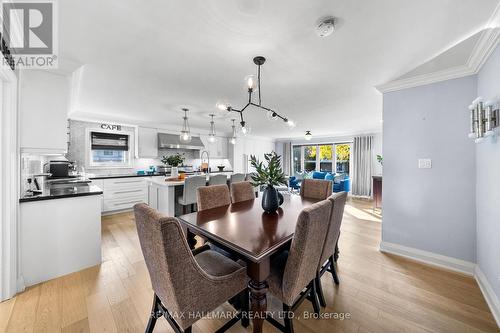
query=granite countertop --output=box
[89,170,234,180]
[20,185,103,203]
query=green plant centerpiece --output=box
[161,153,184,178]
[161,153,184,167]
[250,152,287,213]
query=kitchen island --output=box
[147,173,235,216]
[19,184,103,287]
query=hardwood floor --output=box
[1,198,498,333]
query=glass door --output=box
[319,144,333,172]
[335,143,351,176]
[303,145,317,172]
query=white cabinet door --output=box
[138,127,158,158]
[19,71,70,153]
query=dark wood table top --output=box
[178,194,319,262]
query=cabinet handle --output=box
[113,200,144,206]
[113,180,143,184]
[113,189,143,195]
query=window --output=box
[335,144,350,174]
[293,146,302,173]
[304,145,317,172]
[319,144,333,172]
[88,130,132,168]
[292,142,351,176]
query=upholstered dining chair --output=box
[178,175,207,214]
[245,173,260,197]
[315,191,347,307]
[134,203,249,333]
[209,174,227,186]
[266,199,332,333]
[197,184,231,211]
[229,173,245,185]
[300,179,332,200]
[230,181,256,203]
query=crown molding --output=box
[467,27,500,72]
[376,26,500,94]
[375,64,475,93]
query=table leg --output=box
[186,229,197,250]
[247,259,270,333]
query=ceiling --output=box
[61,0,500,138]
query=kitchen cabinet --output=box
[19,70,70,154]
[137,127,158,158]
[200,135,228,158]
[90,177,148,214]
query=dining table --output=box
[178,193,319,333]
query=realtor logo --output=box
[1,0,58,69]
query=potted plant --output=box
[161,153,184,178]
[250,152,287,213]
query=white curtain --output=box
[282,142,292,176]
[352,135,373,197]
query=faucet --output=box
[200,150,210,173]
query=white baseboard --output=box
[474,266,500,328]
[379,241,475,276]
[380,241,500,328]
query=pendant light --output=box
[229,119,237,145]
[179,108,192,143]
[216,56,297,132]
[304,130,312,141]
[208,114,217,143]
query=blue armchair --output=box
[289,176,301,190]
[333,176,351,193]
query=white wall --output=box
[382,76,477,262]
[476,44,500,302]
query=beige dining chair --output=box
[266,199,332,333]
[197,184,231,211]
[178,175,207,214]
[245,173,260,197]
[230,181,256,203]
[209,174,227,186]
[315,191,347,307]
[134,203,249,333]
[300,179,332,200]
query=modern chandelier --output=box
[216,56,296,134]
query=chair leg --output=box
[329,256,340,285]
[241,289,250,328]
[334,238,340,262]
[145,294,160,333]
[182,205,187,215]
[315,272,326,307]
[310,281,321,315]
[283,304,294,333]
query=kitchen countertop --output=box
[20,185,103,203]
[148,173,234,187]
[89,170,234,180]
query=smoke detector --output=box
[315,16,336,37]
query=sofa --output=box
[313,171,351,193]
[289,171,350,193]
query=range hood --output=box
[157,133,205,150]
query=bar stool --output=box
[209,174,227,186]
[177,175,207,214]
[230,173,245,185]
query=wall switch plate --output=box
[418,159,432,169]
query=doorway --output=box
[0,67,19,301]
